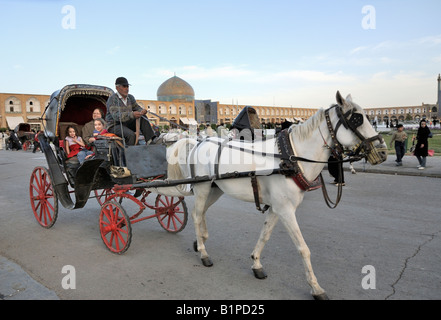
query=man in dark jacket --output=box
[106,77,155,145]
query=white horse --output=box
[163,92,387,300]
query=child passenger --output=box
[65,125,94,164]
[82,118,110,161]
[93,118,109,137]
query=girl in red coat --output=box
[65,126,93,163]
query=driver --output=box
[105,77,155,145]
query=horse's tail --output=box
[153,138,197,197]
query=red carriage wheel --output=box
[99,201,132,254]
[23,140,32,151]
[155,195,188,233]
[29,167,58,228]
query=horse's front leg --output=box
[278,210,328,300]
[251,209,279,279]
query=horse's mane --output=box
[289,108,325,141]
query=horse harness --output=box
[190,104,382,213]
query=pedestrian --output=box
[105,77,155,146]
[389,124,407,166]
[32,131,43,153]
[413,119,432,170]
[328,154,345,186]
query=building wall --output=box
[0,92,51,131]
[362,103,438,124]
[216,103,318,125]
[136,99,195,127]
[0,92,196,130]
[2,92,439,131]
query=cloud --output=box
[106,46,120,55]
[148,65,255,81]
[349,46,368,55]
[433,55,441,63]
[418,34,441,45]
[264,70,355,84]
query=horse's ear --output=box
[346,94,353,102]
[336,91,344,106]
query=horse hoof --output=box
[252,268,267,280]
[201,257,213,267]
[313,293,329,300]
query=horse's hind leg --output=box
[191,183,223,267]
[278,210,328,300]
[251,209,279,279]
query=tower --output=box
[438,74,441,119]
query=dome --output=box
[157,76,195,102]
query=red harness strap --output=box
[291,173,322,192]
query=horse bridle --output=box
[320,104,385,209]
[325,104,384,160]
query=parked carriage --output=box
[29,84,189,254]
[15,123,36,151]
[5,123,34,150]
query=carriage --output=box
[30,85,388,299]
[29,84,189,254]
[15,123,36,151]
[5,123,34,150]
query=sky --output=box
[0,0,440,109]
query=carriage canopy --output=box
[43,84,114,141]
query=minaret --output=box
[438,74,441,119]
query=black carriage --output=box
[30,84,188,254]
[5,123,34,150]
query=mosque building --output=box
[1,74,440,131]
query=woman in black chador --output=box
[413,119,432,170]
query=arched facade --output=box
[2,75,440,130]
[362,103,438,124]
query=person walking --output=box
[413,119,432,170]
[328,154,345,186]
[389,124,407,166]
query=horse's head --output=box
[331,91,387,165]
